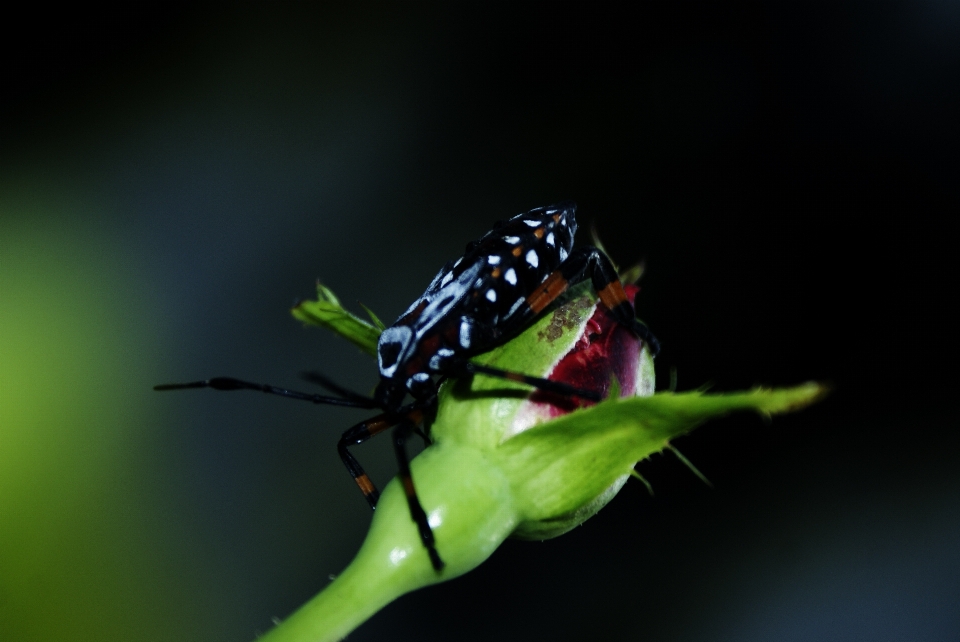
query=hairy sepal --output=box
[291,281,382,356]
[499,383,828,532]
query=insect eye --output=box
[378,326,413,376]
[380,342,402,368]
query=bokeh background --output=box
[2,4,957,641]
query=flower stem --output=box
[256,550,406,642]
[256,443,519,641]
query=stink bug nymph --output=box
[155,202,660,571]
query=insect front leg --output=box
[337,406,426,509]
[337,404,445,570]
[392,416,445,572]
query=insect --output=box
[155,202,660,571]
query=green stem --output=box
[256,444,519,641]
[256,550,407,642]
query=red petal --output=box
[529,285,644,417]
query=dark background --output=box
[2,4,957,641]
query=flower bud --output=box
[340,283,645,584]
[499,283,655,538]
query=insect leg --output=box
[583,248,661,356]
[451,360,602,402]
[497,247,660,356]
[550,246,661,356]
[337,406,425,510]
[435,319,599,401]
[154,377,378,408]
[300,370,376,405]
[393,415,445,572]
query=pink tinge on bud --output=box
[506,285,647,440]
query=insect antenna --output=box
[154,377,378,409]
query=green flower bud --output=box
[434,283,654,540]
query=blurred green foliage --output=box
[0,187,205,641]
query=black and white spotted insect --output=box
[155,202,660,571]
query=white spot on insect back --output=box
[486,289,497,302]
[504,267,517,285]
[459,318,472,348]
[526,249,539,268]
[546,232,555,246]
[487,255,501,265]
[523,219,541,227]
[503,236,520,244]
[559,246,569,261]
[440,271,454,286]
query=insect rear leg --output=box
[559,246,661,356]
[504,246,660,356]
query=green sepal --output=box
[358,302,386,332]
[291,281,382,357]
[498,382,827,528]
